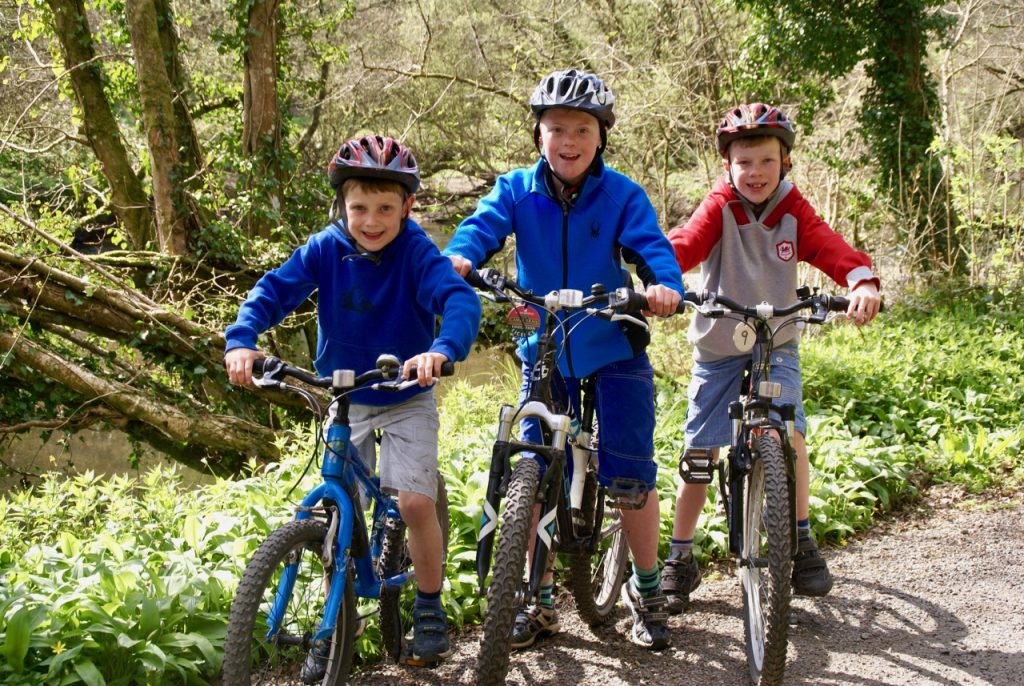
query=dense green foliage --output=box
[2,287,1022,683]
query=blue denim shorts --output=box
[685,342,806,450]
[519,353,658,489]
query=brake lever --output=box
[587,307,651,332]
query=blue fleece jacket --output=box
[443,158,683,379]
[224,219,481,405]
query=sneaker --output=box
[792,535,834,597]
[510,604,560,649]
[662,554,702,615]
[620,581,671,650]
[404,606,451,666]
[299,644,329,684]
[299,616,366,683]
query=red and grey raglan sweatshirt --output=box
[668,176,879,361]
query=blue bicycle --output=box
[221,354,452,685]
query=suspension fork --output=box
[567,378,597,538]
[778,403,800,554]
[528,448,567,597]
[475,404,516,593]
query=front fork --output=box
[264,495,354,650]
[475,402,572,597]
[721,401,799,559]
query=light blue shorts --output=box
[349,392,441,500]
[685,342,806,450]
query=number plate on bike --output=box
[732,322,756,352]
[506,305,541,338]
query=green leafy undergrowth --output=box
[0,431,318,685]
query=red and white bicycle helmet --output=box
[328,135,420,194]
[529,68,616,129]
[715,103,796,157]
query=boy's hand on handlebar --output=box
[225,347,265,386]
[448,254,473,277]
[403,352,450,387]
[643,284,682,317]
[847,282,881,326]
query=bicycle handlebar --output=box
[253,356,455,391]
[466,267,699,316]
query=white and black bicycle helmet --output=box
[529,68,616,129]
[529,68,616,159]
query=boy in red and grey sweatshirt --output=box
[662,104,882,613]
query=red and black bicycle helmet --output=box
[328,135,420,194]
[715,103,796,157]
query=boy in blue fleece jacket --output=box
[445,69,683,650]
[224,135,480,670]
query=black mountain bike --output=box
[466,268,692,686]
[690,287,854,686]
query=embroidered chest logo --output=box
[775,240,795,262]
[340,287,373,313]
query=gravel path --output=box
[353,487,1024,685]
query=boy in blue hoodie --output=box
[445,69,683,650]
[224,135,481,672]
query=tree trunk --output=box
[0,330,279,473]
[154,0,204,181]
[865,0,962,274]
[125,0,190,256]
[0,239,322,472]
[44,0,154,249]
[242,0,283,239]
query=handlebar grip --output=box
[406,361,456,378]
[251,356,280,376]
[623,290,649,313]
[464,269,487,290]
[828,296,886,313]
[828,296,850,313]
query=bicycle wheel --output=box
[222,519,356,686]
[378,475,451,661]
[740,434,793,686]
[566,469,629,626]
[476,457,540,686]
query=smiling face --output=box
[724,137,790,205]
[342,183,414,252]
[538,107,602,187]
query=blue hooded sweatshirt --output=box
[224,219,481,405]
[443,157,683,379]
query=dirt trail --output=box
[355,487,1024,685]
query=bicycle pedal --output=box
[605,478,649,510]
[399,648,443,668]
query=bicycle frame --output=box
[473,276,641,598]
[259,370,411,652]
[718,321,800,565]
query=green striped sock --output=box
[538,582,554,608]
[632,563,660,599]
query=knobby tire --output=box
[566,470,629,626]
[475,458,540,686]
[740,434,793,686]
[222,519,356,686]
